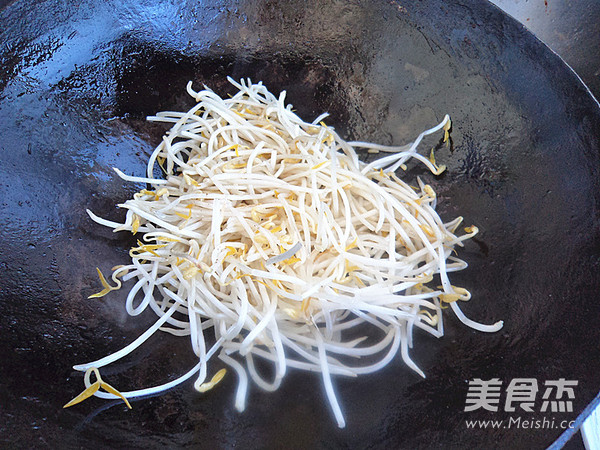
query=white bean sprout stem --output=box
[72,77,503,428]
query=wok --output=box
[1,0,599,448]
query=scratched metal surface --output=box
[1,1,599,448]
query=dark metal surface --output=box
[1,0,599,448]
[490,0,600,99]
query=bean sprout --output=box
[68,77,503,428]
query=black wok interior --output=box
[1,0,599,448]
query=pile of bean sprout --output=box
[67,77,503,427]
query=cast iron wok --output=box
[1,0,599,448]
